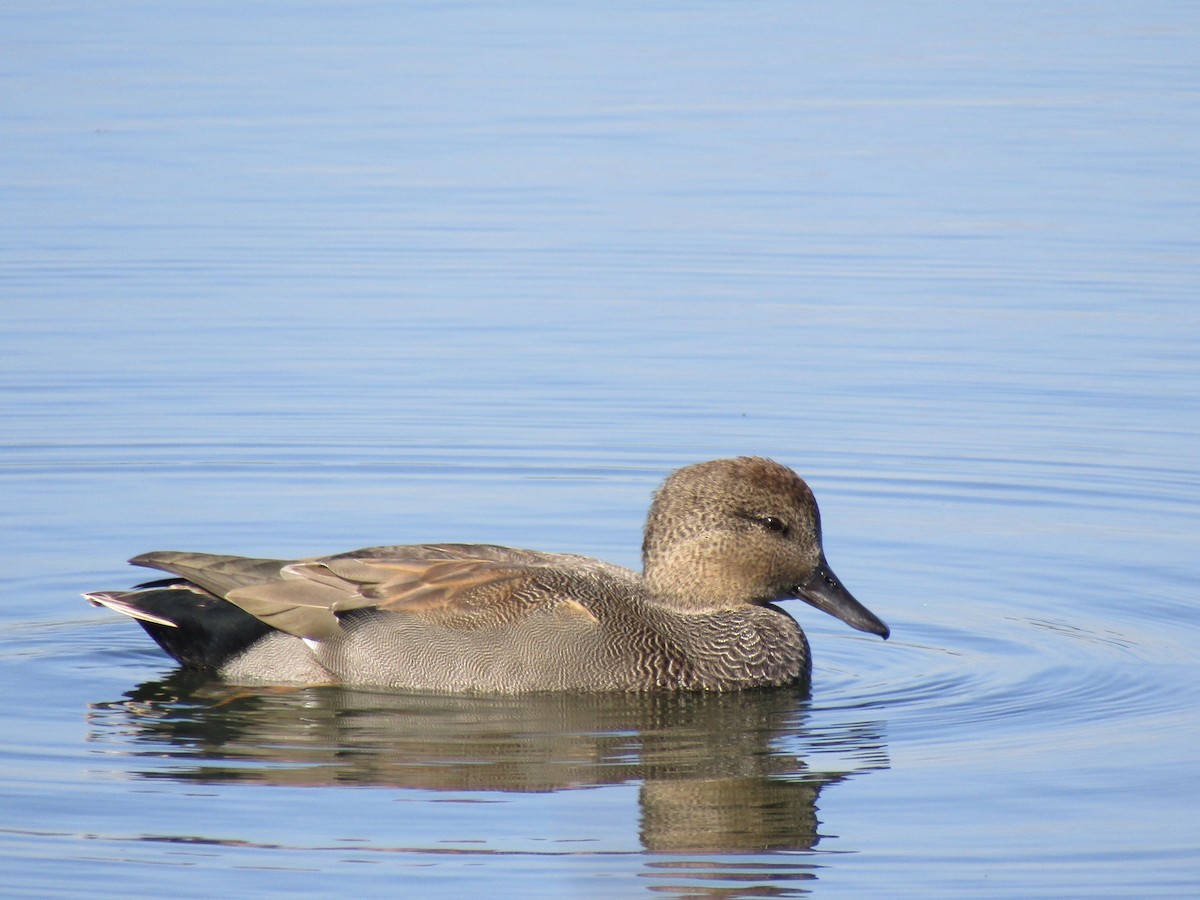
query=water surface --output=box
[3,2,1198,896]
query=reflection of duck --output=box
[88,677,889,852]
[87,458,888,692]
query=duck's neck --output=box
[642,550,762,613]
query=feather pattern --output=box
[87,458,889,692]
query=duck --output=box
[85,457,889,692]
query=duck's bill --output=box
[794,558,890,639]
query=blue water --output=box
[3,2,1199,896]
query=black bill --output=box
[795,556,890,639]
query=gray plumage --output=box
[86,457,889,692]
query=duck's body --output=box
[87,458,889,693]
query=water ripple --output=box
[809,607,1198,756]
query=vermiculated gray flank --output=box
[87,457,889,692]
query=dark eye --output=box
[758,516,789,536]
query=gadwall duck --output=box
[86,457,889,692]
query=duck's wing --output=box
[130,551,290,596]
[326,542,605,569]
[127,545,609,643]
[221,549,602,642]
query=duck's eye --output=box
[758,516,789,536]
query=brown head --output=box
[641,457,889,637]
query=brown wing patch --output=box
[344,559,553,630]
[225,555,595,638]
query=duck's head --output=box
[642,457,889,638]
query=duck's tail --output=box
[86,579,272,672]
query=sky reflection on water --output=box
[3,1,1199,897]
